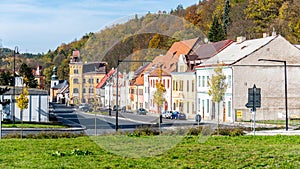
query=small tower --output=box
[51,67,59,88]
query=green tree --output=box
[208,62,227,134]
[0,70,13,86]
[208,16,225,42]
[19,63,38,88]
[222,0,231,36]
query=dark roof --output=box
[83,62,107,74]
[190,39,233,59]
[52,80,69,89]
[1,86,48,95]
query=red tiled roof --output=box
[148,69,170,77]
[144,38,199,74]
[96,69,115,88]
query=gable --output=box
[235,35,300,66]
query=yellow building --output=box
[69,51,107,105]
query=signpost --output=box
[245,84,261,135]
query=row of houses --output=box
[51,33,300,123]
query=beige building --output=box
[69,51,107,105]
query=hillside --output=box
[0,0,299,90]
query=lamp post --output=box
[258,59,288,131]
[13,46,19,124]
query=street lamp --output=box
[258,59,288,131]
[13,46,19,124]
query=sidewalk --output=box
[246,129,300,136]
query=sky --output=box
[0,0,198,54]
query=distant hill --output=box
[0,0,299,90]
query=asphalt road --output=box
[51,103,200,135]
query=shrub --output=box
[188,126,204,136]
[216,127,245,136]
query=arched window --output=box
[73,88,79,93]
[73,78,79,84]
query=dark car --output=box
[78,103,92,112]
[113,105,120,111]
[136,108,147,115]
[171,111,186,120]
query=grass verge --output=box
[1,133,300,168]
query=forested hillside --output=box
[1,0,299,90]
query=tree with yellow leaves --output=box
[15,77,29,138]
[153,68,166,114]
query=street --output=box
[51,103,201,135]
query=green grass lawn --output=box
[1,122,67,128]
[1,135,300,168]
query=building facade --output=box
[69,51,107,105]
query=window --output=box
[198,76,201,87]
[198,98,201,112]
[83,79,86,83]
[187,102,189,114]
[145,87,147,93]
[192,80,195,92]
[88,78,94,84]
[187,80,189,92]
[73,88,79,93]
[89,87,94,93]
[207,99,209,113]
[74,69,78,74]
[228,75,232,88]
[228,101,231,117]
[96,78,99,83]
[207,76,209,87]
[173,80,175,90]
[73,78,79,84]
[139,89,143,95]
[83,88,86,93]
[167,79,170,88]
[202,100,205,113]
[202,76,205,87]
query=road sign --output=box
[245,84,261,109]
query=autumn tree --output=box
[244,0,283,34]
[208,16,225,42]
[16,78,29,138]
[153,68,166,114]
[208,62,227,134]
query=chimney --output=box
[236,36,246,43]
[263,33,269,38]
[272,28,277,36]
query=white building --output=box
[1,86,49,122]
[196,34,300,122]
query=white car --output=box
[162,110,172,119]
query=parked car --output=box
[136,108,147,115]
[78,103,92,112]
[171,111,186,120]
[162,110,172,119]
[113,105,122,111]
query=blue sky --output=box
[0,0,198,54]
